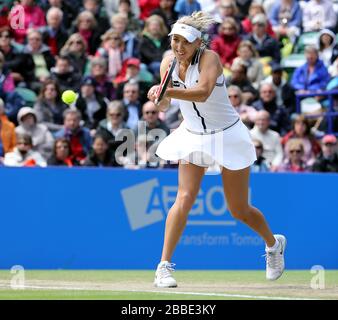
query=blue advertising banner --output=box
[0,167,337,270]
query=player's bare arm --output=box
[165,50,223,103]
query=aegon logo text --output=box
[121,179,247,231]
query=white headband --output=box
[168,23,202,43]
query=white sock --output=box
[267,237,279,251]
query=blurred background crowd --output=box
[0,0,337,173]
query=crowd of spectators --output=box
[0,0,338,173]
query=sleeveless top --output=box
[171,48,239,134]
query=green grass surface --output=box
[0,270,337,300]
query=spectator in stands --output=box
[95,30,125,79]
[9,0,46,44]
[211,17,241,69]
[83,0,110,36]
[318,29,338,68]
[246,13,281,62]
[23,30,55,92]
[241,2,275,37]
[118,0,143,33]
[228,85,257,128]
[0,98,16,161]
[151,0,178,31]
[268,0,302,43]
[34,79,68,133]
[4,133,47,167]
[115,57,152,104]
[234,0,252,21]
[250,110,283,169]
[174,0,201,18]
[15,107,54,160]
[89,57,116,100]
[110,13,138,59]
[252,83,290,136]
[277,139,309,172]
[46,0,78,29]
[103,0,140,20]
[233,41,264,89]
[122,81,142,131]
[263,62,296,114]
[226,59,258,104]
[0,26,35,87]
[40,7,68,56]
[291,45,331,94]
[75,76,107,130]
[0,51,15,93]
[83,132,118,167]
[212,1,243,37]
[60,33,89,76]
[139,0,160,20]
[302,0,337,33]
[160,98,183,130]
[139,15,169,78]
[312,134,338,173]
[251,139,270,172]
[281,114,321,166]
[51,55,82,93]
[54,109,92,163]
[47,137,79,167]
[72,10,101,55]
[141,101,170,145]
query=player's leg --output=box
[221,166,286,280]
[154,161,205,287]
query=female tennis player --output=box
[147,11,286,288]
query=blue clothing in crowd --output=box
[174,0,201,17]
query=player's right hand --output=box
[147,85,160,102]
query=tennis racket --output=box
[155,58,177,105]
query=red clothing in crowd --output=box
[138,0,160,20]
[211,35,241,67]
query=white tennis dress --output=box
[156,49,257,171]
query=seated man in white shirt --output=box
[250,110,284,171]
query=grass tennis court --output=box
[0,270,337,300]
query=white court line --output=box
[0,284,317,300]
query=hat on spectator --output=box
[270,61,283,73]
[322,134,337,144]
[252,14,267,25]
[126,58,140,69]
[81,76,96,87]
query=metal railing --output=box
[295,89,338,135]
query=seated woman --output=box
[60,33,90,76]
[23,30,55,92]
[138,14,169,79]
[0,26,35,87]
[211,17,241,69]
[95,29,125,79]
[83,133,118,167]
[72,10,102,56]
[291,45,331,94]
[233,41,264,89]
[277,139,309,172]
[47,137,79,167]
[318,29,338,68]
[34,79,68,133]
[281,114,321,166]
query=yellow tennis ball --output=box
[62,90,77,105]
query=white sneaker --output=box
[265,234,287,281]
[154,261,177,288]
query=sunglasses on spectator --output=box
[145,110,157,115]
[254,145,263,149]
[29,37,41,41]
[18,142,31,146]
[0,33,10,38]
[111,37,122,40]
[324,143,336,147]
[229,94,239,98]
[56,144,69,149]
[124,90,137,93]
[290,149,302,154]
[109,113,122,117]
[70,40,83,45]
